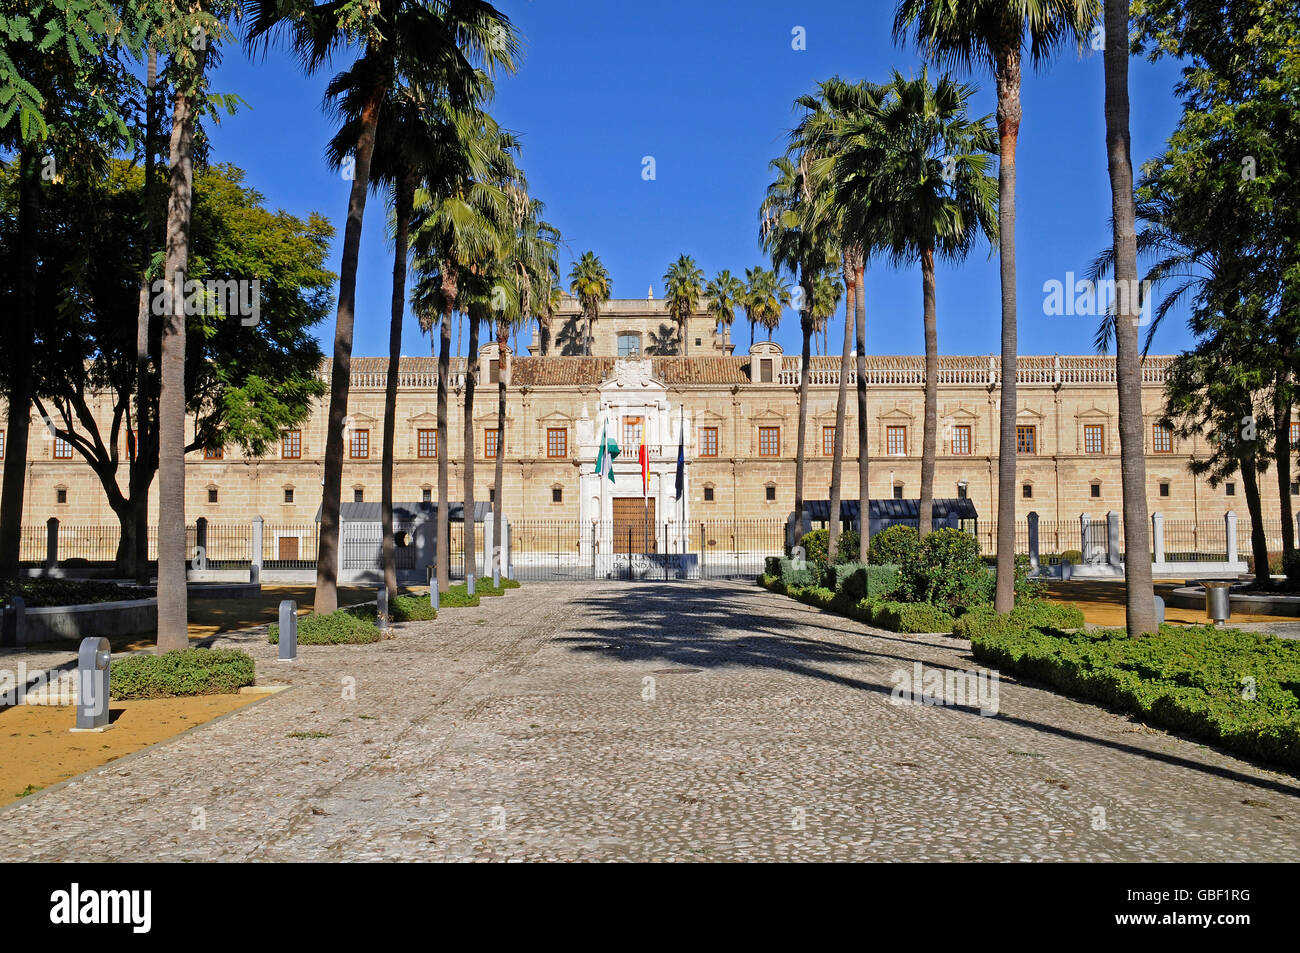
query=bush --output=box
[776,557,815,590]
[963,615,1300,769]
[0,578,148,610]
[795,528,860,566]
[953,599,1085,639]
[829,563,902,602]
[437,583,481,607]
[903,528,988,611]
[873,601,956,634]
[269,604,381,645]
[111,648,255,699]
[391,594,436,622]
[868,525,919,567]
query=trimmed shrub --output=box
[953,599,1085,639]
[796,528,860,566]
[764,556,783,578]
[964,616,1300,769]
[391,594,436,622]
[903,528,988,612]
[1,578,148,610]
[777,557,815,590]
[873,601,956,634]
[832,563,902,602]
[269,604,381,645]
[111,648,255,699]
[438,583,481,607]
[868,524,919,567]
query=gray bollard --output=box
[278,599,298,660]
[377,584,390,632]
[1205,582,1231,626]
[467,574,475,596]
[493,562,500,589]
[2,596,24,648]
[72,637,111,732]
[432,575,439,612]
[1153,594,1165,626]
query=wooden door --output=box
[278,536,299,561]
[612,497,655,553]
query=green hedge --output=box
[111,648,255,699]
[1,578,148,610]
[953,599,1085,638]
[268,604,381,645]
[391,594,437,622]
[871,601,956,634]
[964,615,1300,769]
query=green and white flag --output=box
[595,419,620,483]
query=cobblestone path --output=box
[3,581,1297,861]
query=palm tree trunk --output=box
[463,316,480,587]
[1103,0,1157,634]
[792,291,813,551]
[827,254,855,564]
[918,246,938,539]
[436,294,454,593]
[156,79,199,652]
[382,175,415,601]
[993,47,1023,616]
[315,85,384,616]
[131,44,159,585]
[0,147,40,577]
[681,318,688,357]
[1240,459,1270,583]
[1275,378,1295,565]
[854,250,869,562]
[493,322,508,568]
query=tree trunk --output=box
[827,253,855,564]
[314,84,384,616]
[993,47,1023,616]
[463,316,480,587]
[132,43,160,585]
[493,322,508,569]
[0,147,40,578]
[1103,0,1157,634]
[1275,379,1295,564]
[792,285,813,552]
[1240,460,1270,584]
[919,246,938,539]
[382,175,415,601]
[854,250,869,562]
[156,79,199,652]
[436,293,454,593]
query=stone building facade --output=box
[3,298,1295,543]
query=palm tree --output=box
[761,154,837,549]
[704,270,745,353]
[536,277,563,355]
[410,114,515,593]
[663,254,705,356]
[1100,0,1157,635]
[246,0,518,614]
[854,71,998,537]
[568,251,611,356]
[894,0,1100,610]
[744,266,790,343]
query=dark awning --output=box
[314,501,493,523]
[803,498,978,522]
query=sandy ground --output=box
[1042,580,1284,627]
[0,694,260,807]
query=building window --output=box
[765,485,776,501]
[418,429,437,459]
[204,445,223,460]
[489,359,500,384]
[54,436,73,459]
[623,416,643,452]
[422,487,432,503]
[617,333,641,358]
[699,427,718,457]
[758,426,780,457]
[1090,483,1101,498]
[1292,421,1300,449]
[56,487,67,504]
[1291,481,1299,496]
[886,425,907,456]
[350,429,369,459]
[485,428,499,458]
[284,488,295,504]
[956,483,968,499]
[0,429,5,459]
[1084,424,1105,455]
[1152,424,1173,454]
[281,430,302,459]
[703,486,715,502]
[1022,483,1033,499]
[1016,425,1037,455]
[1159,482,1170,497]
[822,426,836,457]
[489,487,496,504]
[552,486,562,503]
[758,359,774,384]
[952,425,972,456]
[547,428,567,458]
[353,488,364,503]
[1226,482,1236,496]
[893,484,904,500]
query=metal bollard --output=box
[1204,582,1232,626]
[467,574,475,596]
[1153,594,1165,626]
[72,637,111,732]
[432,575,439,612]
[377,584,390,632]
[278,599,298,660]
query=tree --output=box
[246,0,518,614]
[704,270,744,353]
[895,0,1101,611]
[662,254,704,356]
[744,266,790,342]
[849,70,997,537]
[568,251,611,356]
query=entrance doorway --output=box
[612,497,656,553]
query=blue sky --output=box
[207,0,1191,360]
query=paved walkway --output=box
[3,581,1298,861]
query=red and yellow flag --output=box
[639,421,649,496]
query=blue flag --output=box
[674,410,685,500]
